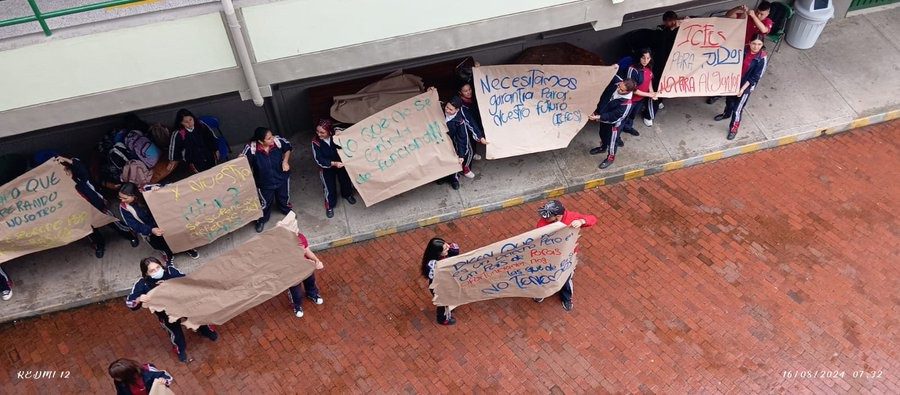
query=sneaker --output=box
[200,326,218,341]
[129,238,140,248]
[706,96,720,104]
[307,295,324,305]
[345,195,357,205]
[728,122,740,140]
[473,153,482,161]
[279,203,293,215]
[624,128,640,136]
[714,113,729,122]
[450,180,460,190]
[187,249,200,259]
[616,139,624,147]
[94,245,105,259]
[589,146,607,155]
[642,118,653,127]
[255,221,265,233]
[1,290,12,301]
[174,346,192,363]
[599,155,615,169]
[439,317,457,326]
[562,300,573,311]
[533,297,545,303]
[463,170,475,179]
[164,254,175,266]
[326,209,334,218]
[294,307,304,318]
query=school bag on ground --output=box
[120,159,153,186]
[125,130,161,168]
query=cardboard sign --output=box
[473,64,618,159]
[657,17,746,97]
[430,222,579,307]
[143,157,262,253]
[333,89,462,206]
[0,160,115,263]
[144,212,316,330]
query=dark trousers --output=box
[148,234,174,257]
[320,168,354,210]
[88,223,137,252]
[621,97,656,131]
[258,180,291,224]
[723,91,753,130]
[558,274,573,302]
[428,283,452,323]
[158,314,215,358]
[0,267,10,292]
[598,123,621,158]
[287,274,320,310]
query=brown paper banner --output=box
[333,90,462,206]
[143,157,262,253]
[430,222,579,307]
[144,211,316,330]
[657,17,746,98]
[149,380,176,395]
[0,160,116,263]
[473,64,618,159]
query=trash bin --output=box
[785,0,834,49]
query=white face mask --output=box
[186,127,194,133]
[150,269,164,280]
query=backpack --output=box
[199,116,230,160]
[125,130,160,168]
[100,142,136,182]
[616,56,633,79]
[148,123,172,149]
[97,129,127,156]
[120,159,153,186]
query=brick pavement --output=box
[0,121,897,394]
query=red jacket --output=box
[535,210,597,252]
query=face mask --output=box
[445,114,455,123]
[186,127,194,132]
[150,270,164,280]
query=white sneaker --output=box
[463,171,475,179]
[1,290,11,301]
[473,154,482,161]
[294,307,304,318]
[643,118,653,127]
[307,295,324,305]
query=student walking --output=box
[118,183,199,264]
[287,231,325,318]
[588,79,636,169]
[167,108,220,174]
[714,34,768,140]
[242,127,293,233]
[533,200,596,311]
[311,119,357,219]
[621,49,659,135]
[421,237,460,325]
[440,99,472,188]
[108,358,173,395]
[125,257,218,363]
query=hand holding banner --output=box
[430,222,579,307]
[333,89,462,206]
[657,17,746,97]
[473,65,618,159]
[143,157,262,253]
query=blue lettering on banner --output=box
[478,69,585,129]
[703,46,742,66]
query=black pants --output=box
[258,180,291,225]
[598,123,621,158]
[148,234,174,257]
[722,90,753,130]
[0,267,10,292]
[621,97,656,131]
[88,223,137,252]
[558,274,573,303]
[320,168,354,210]
[287,274,320,310]
[157,313,215,358]
[428,284,452,323]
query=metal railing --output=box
[0,0,145,36]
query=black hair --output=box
[421,237,447,279]
[173,108,195,131]
[758,1,771,12]
[119,182,139,198]
[662,11,678,21]
[632,48,653,70]
[140,256,163,279]
[622,79,637,92]
[252,127,271,143]
[108,358,142,385]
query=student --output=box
[242,127,293,233]
[37,154,141,258]
[287,230,325,318]
[167,109,220,174]
[533,200,596,311]
[451,82,489,161]
[125,257,218,363]
[311,119,357,219]
[108,358,173,395]
[0,267,11,301]
[588,79,636,169]
[714,34,768,140]
[621,49,659,135]
[421,237,460,325]
[708,2,772,105]
[433,99,472,190]
[118,183,199,264]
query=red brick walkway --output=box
[2,122,898,394]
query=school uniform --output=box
[621,65,656,132]
[424,243,460,323]
[168,123,219,173]
[721,49,768,136]
[534,211,597,305]
[126,265,217,362]
[120,202,173,258]
[113,363,173,395]
[311,136,355,215]
[593,83,633,163]
[287,232,321,314]
[453,95,486,158]
[0,266,10,294]
[242,137,293,226]
[66,157,138,254]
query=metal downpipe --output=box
[221,0,264,106]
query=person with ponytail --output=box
[242,127,293,233]
[421,237,460,325]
